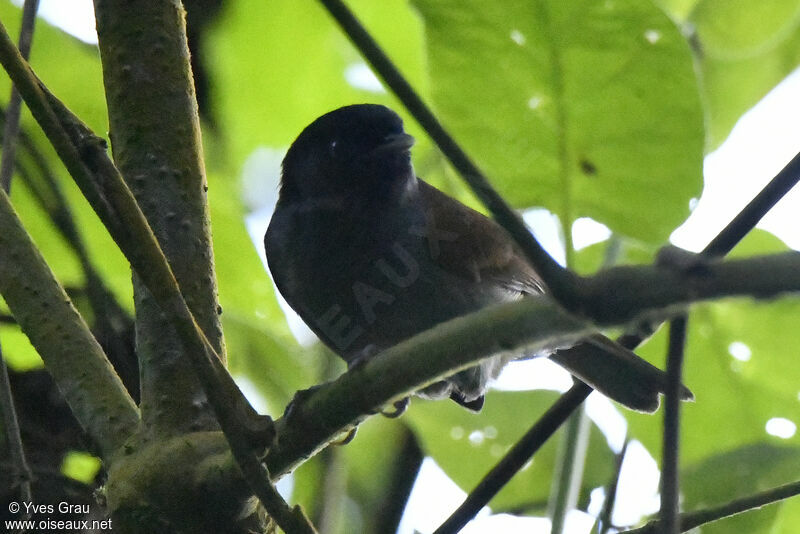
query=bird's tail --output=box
[549,333,693,413]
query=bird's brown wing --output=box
[416,180,693,413]
[416,179,545,297]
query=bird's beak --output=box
[373,132,415,154]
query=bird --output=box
[264,104,692,413]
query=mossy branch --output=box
[92,0,224,436]
[0,12,315,532]
[266,250,800,476]
[0,188,139,460]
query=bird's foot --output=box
[283,384,324,421]
[381,397,410,418]
[332,426,358,446]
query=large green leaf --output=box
[680,443,800,533]
[206,0,428,170]
[687,0,800,149]
[405,390,615,513]
[411,0,704,242]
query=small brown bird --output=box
[265,104,690,413]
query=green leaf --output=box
[61,450,102,484]
[680,443,800,534]
[206,0,428,170]
[690,0,800,59]
[405,390,614,513]
[411,0,704,242]
[687,0,800,149]
[0,322,42,370]
[653,0,700,20]
[772,496,800,534]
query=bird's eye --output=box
[329,140,338,157]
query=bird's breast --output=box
[266,200,509,362]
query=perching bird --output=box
[265,104,691,413]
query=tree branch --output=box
[0,0,39,511]
[577,251,800,325]
[267,299,594,477]
[660,316,688,534]
[265,245,800,477]
[93,0,224,436]
[0,15,267,448]
[623,479,800,533]
[433,383,592,534]
[0,187,140,459]
[618,148,800,350]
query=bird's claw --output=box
[283,384,323,420]
[380,397,409,418]
[332,426,358,446]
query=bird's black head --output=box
[279,104,416,202]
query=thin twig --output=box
[0,345,33,512]
[0,0,40,514]
[595,438,630,534]
[0,0,38,192]
[704,149,800,257]
[660,316,688,534]
[623,479,800,533]
[432,383,593,534]
[317,0,582,309]
[619,149,800,349]
[549,406,590,534]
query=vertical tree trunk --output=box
[93,0,224,437]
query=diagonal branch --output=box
[0,0,39,511]
[267,299,594,477]
[433,383,592,534]
[317,0,583,309]
[0,186,140,459]
[618,148,800,350]
[624,479,800,533]
[265,245,800,477]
